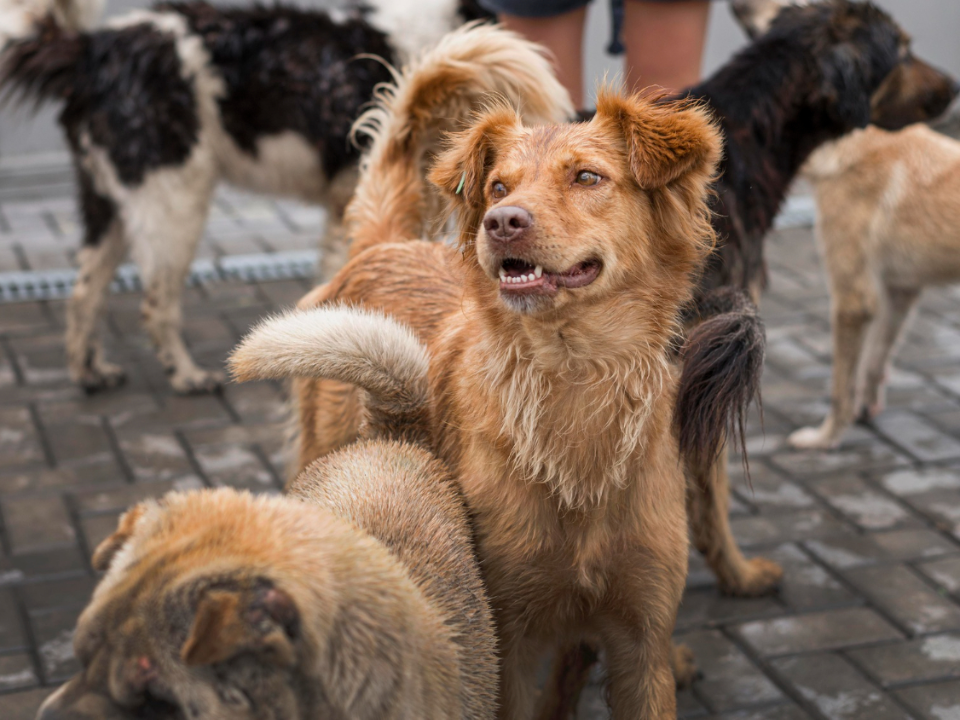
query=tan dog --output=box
[236,87,722,717]
[788,123,960,449]
[38,308,497,720]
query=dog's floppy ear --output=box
[181,583,300,667]
[595,88,721,190]
[429,105,520,221]
[91,503,149,572]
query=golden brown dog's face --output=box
[430,89,722,316]
[38,495,310,720]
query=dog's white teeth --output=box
[499,269,507,281]
[534,265,543,278]
[520,274,529,282]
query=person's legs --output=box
[623,0,710,93]
[499,6,588,107]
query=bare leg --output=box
[499,7,587,108]
[689,446,783,595]
[622,0,710,92]
[856,286,920,421]
[66,220,128,391]
[789,286,878,449]
[125,174,220,394]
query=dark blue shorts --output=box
[478,0,707,19]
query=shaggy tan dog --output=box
[236,84,722,716]
[788,123,960,448]
[39,306,497,720]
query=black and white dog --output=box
[0,0,488,393]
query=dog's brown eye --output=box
[575,171,600,187]
[492,182,507,199]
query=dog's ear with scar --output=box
[181,582,300,667]
[593,87,722,191]
[429,104,522,239]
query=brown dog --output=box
[239,87,722,717]
[38,309,497,720]
[788,123,960,448]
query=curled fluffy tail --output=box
[676,288,765,473]
[0,15,85,107]
[0,0,101,54]
[345,21,573,256]
[229,306,430,442]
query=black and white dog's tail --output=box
[229,306,431,444]
[676,288,765,473]
[0,0,101,61]
[344,21,573,256]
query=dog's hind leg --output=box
[66,165,128,392]
[856,285,919,422]
[789,283,878,449]
[689,446,783,596]
[124,168,220,394]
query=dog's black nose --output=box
[483,206,532,244]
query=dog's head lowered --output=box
[430,89,721,317]
[734,0,957,130]
[38,489,430,720]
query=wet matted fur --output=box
[0,0,479,395]
[40,306,497,720]
[787,124,960,449]
[244,84,723,716]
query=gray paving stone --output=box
[765,544,857,610]
[918,556,960,598]
[0,687,55,720]
[736,608,903,657]
[874,412,960,463]
[731,508,853,548]
[845,564,960,635]
[31,607,80,682]
[900,489,960,538]
[896,680,960,720]
[806,529,959,570]
[808,475,917,531]
[191,443,278,491]
[0,653,38,693]
[679,630,783,712]
[1,495,75,554]
[0,407,44,470]
[769,442,909,477]
[849,634,960,687]
[0,589,27,651]
[878,467,960,496]
[770,654,909,720]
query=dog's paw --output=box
[672,644,701,689]
[77,362,127,394]
[170,368,225,395]
[787,425,838,450]
[719,556,783,597]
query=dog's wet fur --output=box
[39,306,498,720]
[699,0,957,302]
[0,0,477,395]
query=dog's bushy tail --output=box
[345,21,573,257]
[676,288,765,473]
[229,306,430,443]
[0,15,86,108]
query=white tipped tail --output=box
[229,306,430,441]
[344,22,573,257]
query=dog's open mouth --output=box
[498,258,601,295]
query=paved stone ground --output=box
[3,190,960,720]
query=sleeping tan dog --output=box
[233,86,722,718]
[38,308,497,720]
[789,123,960,448]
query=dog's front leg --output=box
[497,629,544,720]
[688,445,782,596]
[67,216,128,392]
[599,613,676,719]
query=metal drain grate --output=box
[0,250,318,303]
